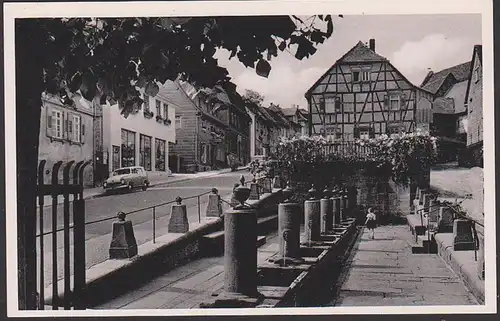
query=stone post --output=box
[427,200,440,231]
[422,193,434,211]
[304,185,321,244]
[419,189,428,205]
[320,188,333,234]
[333,196,341,227]
[272,175,282,189]
[437,206,454,233]
[275,184,303,265]
[453,219,475,251]
[223,185,260,299]
[109,212,138,259]
[168,197,189,233]
[206,188,223,218]
[249,178,260,200]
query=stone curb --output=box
[434,233,485,304]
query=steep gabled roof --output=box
[339,41,388,63]
[464,45,483,105]
[305,40,431,97]
[421,61,472,94]
[444,81,468,114]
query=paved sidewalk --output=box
[331,225,479,306]
[94,232,280,309]
[41,166,248,206]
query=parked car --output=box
[103,166,149,193]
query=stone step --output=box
[408,232,437,254]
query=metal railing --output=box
[36,189,214,244]
[413,192,482,259]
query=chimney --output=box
[369,39,375,51]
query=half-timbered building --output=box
[305,39,434,143]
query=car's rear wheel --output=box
[127,183,134,192]
[142,181,149,191]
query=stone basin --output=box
[299,246,327,258]
[257,266,305,287]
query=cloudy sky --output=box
[215,14,481,109]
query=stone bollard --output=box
[168,197,189,233]
[109,212,138,259]
[422,193,434,211]
[427,200,440,231]
[272,175,282,189]
[419,189,428,205]
[320,188,333,234]
[206,188,223,218]
[453,219,475,251]
[249,178,260,200]
[223,185,260,299]
[437,206,454,233]
[304,185,321,244]
[275,184,303,264]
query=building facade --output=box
[420,61,471,162]
[165,80,251,172]
[38,92,96,187]
[282,105,309,137]
[464,45,483,166]
[305,39,434,144]
[246,102,276,160]
[101,86,176,177]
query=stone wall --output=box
[344,170,400,221]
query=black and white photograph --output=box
[3,0,496,317]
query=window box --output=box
[163,118,172,125]
[156,115,164,122]
[144,110,154,119]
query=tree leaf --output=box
[256,59,271,78]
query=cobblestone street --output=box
[330,225,479,306]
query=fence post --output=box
[37,160,46,310]
[152,207,156,243]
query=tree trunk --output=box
[16,19,44,310]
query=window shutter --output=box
[63,112,68,139]
[354,127,360,138]
[46,106,53,137]
[384,95,390,110]
[319,98,325,112]
[400,95,406,108]
[369,127,375,138]
[81,120,85,143]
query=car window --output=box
[131,168,139,174]
[113,168,130,176]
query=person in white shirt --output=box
[365,207,377,239]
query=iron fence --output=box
[35,164,217,310]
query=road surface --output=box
[35,170,252,286]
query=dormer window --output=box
[352,67,371,83]
[361,71,370,82]
[352,71,360,82]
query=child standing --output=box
[365,207,377,239]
